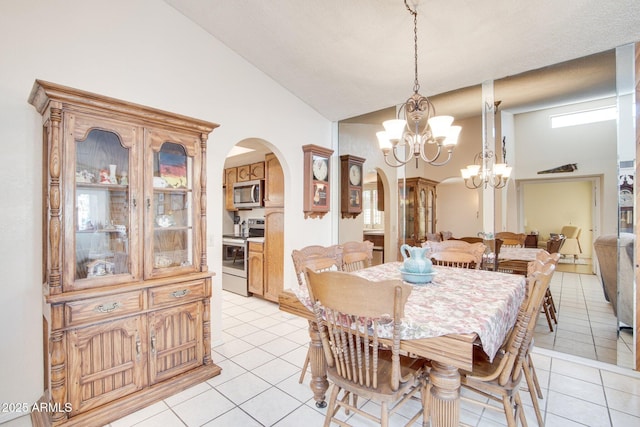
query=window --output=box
[363,186,384,229]
[550,106,616,128]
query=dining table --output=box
[278,261,526,427]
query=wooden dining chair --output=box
[545,235,565,254]
[305,269,428,427]
[291,245,344,383]
[425,232,442,242]
[423,240,486,269]
[509,258,559,426]
[341,240,374,272]
[497,259,529,276]
[430,251,479,269]
[530,250,561,332]
[456,262,555,427]
[495,232,526,247]
[456,236,484,244]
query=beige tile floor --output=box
[4,270,640,427]
[534,261,635,368]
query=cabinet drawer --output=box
[65,291,144,327]
[248,241,264,252]
[148,280,206,308]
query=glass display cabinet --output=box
[29,80,220,426]
[398,177,438,248]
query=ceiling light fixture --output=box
[376,0,461,168]
[461,101,512,189]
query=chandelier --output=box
[376,0,461,168]
[461,98,512,189]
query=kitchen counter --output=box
[247,237,265,243]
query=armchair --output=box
[539,225,582,260]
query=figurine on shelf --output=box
[99,169,110,184]
[75,169,95,183]
[109,164,118,184]
[119,171,128,185]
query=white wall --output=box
[522,180,595,257]
[513,98,618,236]
[0,0,333,411]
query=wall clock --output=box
[340,154,366,219]
[619,174,634,232]
[302,144,334,219]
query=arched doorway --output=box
[222,139,285,302]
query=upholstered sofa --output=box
[593,233,634,328]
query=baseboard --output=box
[29,363,221,426]
[0,411,29,424]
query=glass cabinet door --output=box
[149,142,195,275]
[418,187,427,240]
[73,129,132,284]
[427,189,435,234]
[401,181,416,241]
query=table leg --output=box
[429,361,460,427]
[306,320,329,407]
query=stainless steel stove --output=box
[221,218,265,296]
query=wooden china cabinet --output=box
[398,177,437,249]
[28,80,221,426]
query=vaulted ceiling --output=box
[164,0,640,121]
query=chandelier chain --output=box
[377,1,460,168]
[405,0,420,94]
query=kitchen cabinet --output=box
[247,241,264,295]
[398,177,437,248]
[225,167,237,210]
[236,161,265,182]
[29,80,220,427]
[264,209,284,302]
[237,164,251,182]
[250,161,265,180]
[264,153,284,208]
[263,153,284,302]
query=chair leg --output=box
[546,298,558,325]
[527,354,543,399]
[514,392,529,427]
[523,357,544,426]
[543,305,554,332]
[546,289,557,314]
[324,384,341,427]
[298,348,310,383]
[502,395,518,427]
[380,401,389,427]
[422,380,431,427]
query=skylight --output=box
[551,106,617,128]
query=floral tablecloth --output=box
[499,247,543,261]
[294,262,525,361]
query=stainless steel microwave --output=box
[233,179,264,208]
